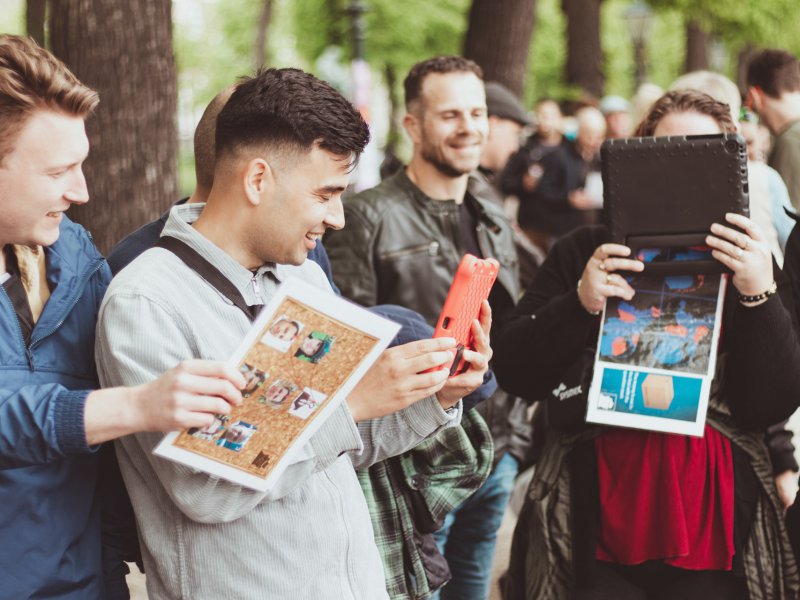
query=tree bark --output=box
[26,0,47,47]
[684,21,710,73]
[562,0,604,99]
[737,43,756,95]
[463,0,537,98]
[49,0,178,254]
[255,0,274,68]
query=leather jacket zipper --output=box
[379,242,438,261]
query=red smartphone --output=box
[428,254,499,376]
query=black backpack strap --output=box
[156,235,260,322]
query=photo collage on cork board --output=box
[172,296,379,478]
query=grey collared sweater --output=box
[95,204,460,599]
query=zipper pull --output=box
[26,346,34,369]
[251,275,263,304]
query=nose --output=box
[64,167,89,205]
[460,114,479,135]
[324,195,345,231]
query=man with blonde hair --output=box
[0,34,245,598]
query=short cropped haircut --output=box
[747,49,800,98]
[0,34,98,163]
[634,90,737,137]
[215,68,369,169]
[404,56,483,112]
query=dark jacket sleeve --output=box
[766,421,799,474]
[726,264,800,429]
[0,385,93,468]
[493,227,604,401]
[529,149,572,209]
[325,200,380,308]
[499,146,531,198]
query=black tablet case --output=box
[601,133,749,274]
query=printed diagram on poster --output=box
[154,277,400,491]
[586,272,726,436]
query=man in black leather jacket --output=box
[326,55,530,600]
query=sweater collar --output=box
[161,203,290,304]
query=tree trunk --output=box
[736,43,756,96]
[26,0,47,47]
[255,0,274,68]
[49,0,178,254]
[463,0,537,98]
[562,0,604,99]
[684,21,710,73]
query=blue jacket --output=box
[0,216,111,599]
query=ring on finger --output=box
[605,273,612,284]
[598,260,606,271]
[735,246,744,259]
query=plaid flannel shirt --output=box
[358,409,494,599]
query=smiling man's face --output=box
[0,109,90,247]
[409,71,488,178]
[252,144,351,266]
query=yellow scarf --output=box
[11,244,50,323]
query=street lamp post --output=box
[624,1,654,89]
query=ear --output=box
[403,112,422,146]
[243,158,274,206]
[747,86,763,111]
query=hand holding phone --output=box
[428,254,499,376]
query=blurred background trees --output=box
[2,0,800,249]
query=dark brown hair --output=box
[634,90,737,137]
[403,56,483,112]
[216,67,369,169]
[747,49,800,98]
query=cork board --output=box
[172,296,380,479]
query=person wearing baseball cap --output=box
[481,81,532,178]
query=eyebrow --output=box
[316,185,347,195]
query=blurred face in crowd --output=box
[0,110,90,247]
[536,100,563,139]
[405,71,489,178]
[605,111,632,139]
[653,110,722,137]
[740,120,771,162]
[482,115,524,172]
[575,107,607,160]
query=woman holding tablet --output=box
[495,90,800,600]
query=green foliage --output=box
[648,0,800,56]
[1,0,25,36]
[290,0,469,77]
[526,0,570,102]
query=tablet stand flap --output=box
[626,233,725,275]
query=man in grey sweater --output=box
[95,68,492,599]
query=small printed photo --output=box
[261,315,304,353]
[294,331,334,364]
[251,451,272,469]
[257,379,299,409]
[215,421,258,452]
[187,414,229,441]
[288,387,328,420]
[240,363,269,398]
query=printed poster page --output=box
[586,272,726,437]
[154,276,400,491]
